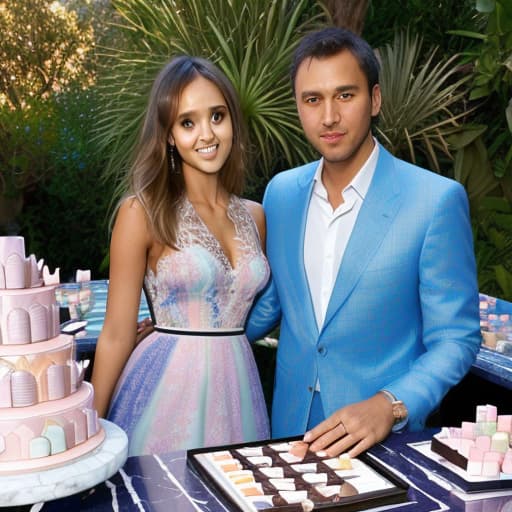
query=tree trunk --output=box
[321,0,369,35]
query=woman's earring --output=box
[168,143,179,174]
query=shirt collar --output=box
[312,139,380,200]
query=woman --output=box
[91,56,270,456]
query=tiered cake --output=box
[0,236,104,474]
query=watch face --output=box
[392,402,407,421]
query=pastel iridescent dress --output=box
[107,195,270,456]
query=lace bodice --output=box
[144,195,269,329]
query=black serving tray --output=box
[187,436,409,512]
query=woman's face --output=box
[169,75,233,177]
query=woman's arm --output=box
[91,198,151,417]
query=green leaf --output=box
[476,0,496,13]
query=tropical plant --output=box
[364,0,483,57]
[375,30,472,174]
[472,196,512,301]
[450,0,512,189]
[95,0,328,199]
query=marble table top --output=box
[36,430,512,512]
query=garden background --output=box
[1,0,511,300]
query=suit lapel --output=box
[322,147,403,333]
[287,163,319,337]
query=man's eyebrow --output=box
[300,84,359,100]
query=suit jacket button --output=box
[308,386,313,392]
[318,345,327,356]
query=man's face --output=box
[294,50,381,174]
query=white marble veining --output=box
[0,419,127,507]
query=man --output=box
[246,27,481,458]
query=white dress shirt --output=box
[304,143,379,331]
[305,144,379,392]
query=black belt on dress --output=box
[154,325,245,336]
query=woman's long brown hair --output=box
[117,56,247,248]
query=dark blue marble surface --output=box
[39,431,512,511]
[470,346,512,391]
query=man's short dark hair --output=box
[291,27,380,95]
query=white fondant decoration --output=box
[7,308,31,345]
[43,266,60,286]
[0,436,4,454]
[30,437,51,459]
[62,421,76,452]
[73,413,87,445]
[50,303,60,338]
[68,361,79,393]
[75,269,91,283]
[0,373,12,407]
[84,408,99,437]
[5,253,24,289]
[11,370,37,407]
[14,424,36,459]
[43,425,66,454]
[47,364,66,400]
[0,265,5,289]
[28,254,40,287]
[29,302,49,342]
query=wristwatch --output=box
[380,390,408,426]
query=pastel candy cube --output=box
[461,422,476,439]
[444,437,461,451]
[476,405,488,423]
[476,421,497,437]
[482,452,502,477]
[502,450,512,474]
[491,432,510,453]
[497,415,512,434]
[475,435,491,452]
[458,438,475,458]
[467,446,485,476]
[486,405,498,422]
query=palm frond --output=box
[376,30,472,173]
[94,0,326,193]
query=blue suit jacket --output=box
[247,144,481,437]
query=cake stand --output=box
[0,419,128,507]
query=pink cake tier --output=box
[0,381,104,472]
[0,334,86,406]
[0,285,60,345]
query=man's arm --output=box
[245,276,281,342]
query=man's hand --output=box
[303,393,395,458]
[135,317,154,345]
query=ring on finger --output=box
[339,419,347,434]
